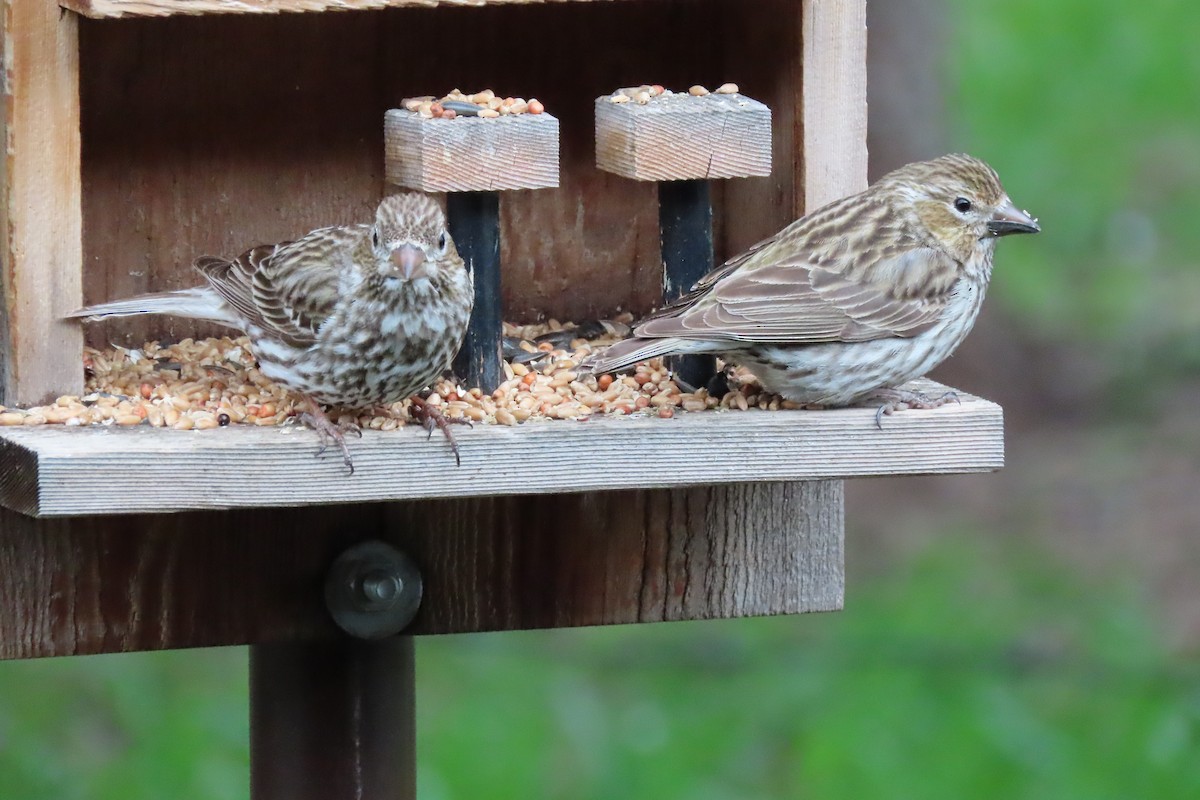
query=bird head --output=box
[367,193,457,287]
[885,153,1040,263]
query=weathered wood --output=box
[63,0,626,19]
[385,110,559,193]
[448,191,503,393]
[719,0,804,253]
[78,3,750,344]
[0,482,844,659]
[801,0,869,209]
[594,92,771,182]
[250,638,416,800]
[0,381,1001,517]
[0,0,83,407]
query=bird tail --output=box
[67,287,237,326]
[581,336,713,375]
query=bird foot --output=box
[300,401,362,475]
[867,387,960,429]
[409,396,470,467]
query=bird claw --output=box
[868,388,960,429]
[409,397,467,467]
[300,406,360,475]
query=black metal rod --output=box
[447,191,503,394]
[250,638,416,800]
[658,179,717,390]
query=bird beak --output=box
[987,199,1041,237]
[390,244,427,280]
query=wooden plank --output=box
[77,3,740,344]
[63,0,626,19]
[384,110,559,193]
[718,0,803,254]
[594,92,771,182]
[0,381,1002,517]
[801,0,869,209]
[0,0,83,407]
[0,481,844,659]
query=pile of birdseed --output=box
[0,318,797,430]
[604,82,740,105]
[401,89,546,120]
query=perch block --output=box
[594,92,772,182]
[384,110,560,193]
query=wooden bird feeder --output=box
[0,1,1003,798]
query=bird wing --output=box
[635,204,962,344]
[197,225,366,347]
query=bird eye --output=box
[954,197,973,214]
[437,232,447,251]
[371,229,380,248]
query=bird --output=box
[583,153,1039,419]
[69,193,474,471]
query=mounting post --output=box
[448,191,503,394]
[658,179,717,389]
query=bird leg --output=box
[867,387,960,429]
[409,396,471,467]
[299,397,362,474]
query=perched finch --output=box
[584,154,1039,417]
[69,193,474,470]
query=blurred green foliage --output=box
[953,0,1200,362]
[2,538,1198,799]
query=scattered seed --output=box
[715,82,739,94]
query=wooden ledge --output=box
[0,382,1001,517]
[61,0,621,19]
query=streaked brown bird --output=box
[69,193,474,470]
[584,153,1039,417]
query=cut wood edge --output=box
[62,0,625,19]
[384,110,560,193]
[0,382,1002,517]
[594,93,772,182]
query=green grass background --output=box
[3,1,1199,797]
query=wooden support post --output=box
[0,0,84,406]
[384,108,559,394]
[448,191,503,393]
[250,638,416,800]
[658,179,716,389]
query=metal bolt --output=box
[325,541,423,639]
[357,570,402,609]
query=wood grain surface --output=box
[75,1,790,347]
[0,481,844,659]
[802,0,869,209]
[0,382,1001,517]
[385,110,559,192]
[0,0,84,406]
[63,0,628,19]
[594,92,771,182]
